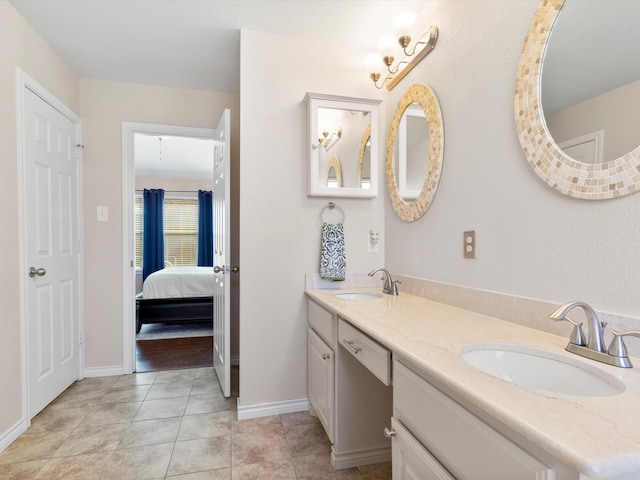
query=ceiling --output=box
[10,0,423,94]
[9,0,421,178]
[134,134,214,180]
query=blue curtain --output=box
[142,189,165,281]
[197,190,214,266]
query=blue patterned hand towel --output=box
[320,222,346,281]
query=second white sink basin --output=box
[334,292,382,301]
[461,344,624,397]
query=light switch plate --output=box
[97,206,109,222]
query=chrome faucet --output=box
[368,268,400,296]
[550,301,636,368]
[549,301,606,352]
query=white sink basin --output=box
[461,344,624,397]
[334,292,382,301]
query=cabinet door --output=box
[394,361,554,480]
[308,328,335,442]
[391,418,455,480]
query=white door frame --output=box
[16,68,84,426]
[121,122,215,373]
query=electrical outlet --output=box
[368,230,380,253]
[463,230,475,259]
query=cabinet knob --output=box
[322,353,331,360]
[383,427,396,438]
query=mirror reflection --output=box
[358,124,371,189]
[541,0,640,164]
[394,103,429,201]
[386,83,444,222]
[306,93,380,198]
[317,107,370,189]
[326,156,343,188]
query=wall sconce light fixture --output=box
[317,127,342,151]
[365,11,438,91]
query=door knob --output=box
[214,266,240,274]
[29,267,46,278]
[383,427,396,438]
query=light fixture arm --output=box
[383,55,400,75]
[318,127,342,150]
[367,26,439,91]
[370,72,385,89]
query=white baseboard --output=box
[332,445,391,470]
[237,397,309,420]
[0,418,28,453]
[84,365,125,377]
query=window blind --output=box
[135,195,198,268]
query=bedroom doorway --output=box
[122,123,216,373]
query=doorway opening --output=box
[122,123,215,373]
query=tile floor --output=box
[0,367,391,479]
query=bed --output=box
[136,266,214,333]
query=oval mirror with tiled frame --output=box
[386,83,444,222]
[515,0,640,200]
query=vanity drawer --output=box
[308,299,335,346]
[338,318,391,386]
[394,361,553,480]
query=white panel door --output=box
[213,109,232,397]
[557,130,604,164]
[24,87,81,418]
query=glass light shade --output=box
[363,52,382,72]
[393,11,417,37]
[378,33,397,56]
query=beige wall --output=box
[385,0,640,318]
[239,30,386,408]
[80,79,240,369]
[0,1,80,439]
[5,0,640,439]
[238,0,640,412]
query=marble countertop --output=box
[305,287,640,479]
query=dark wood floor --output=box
[136,336,214,373]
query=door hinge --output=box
[78,332,84,346]
[75,144,84,160]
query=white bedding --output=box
[142,267,214,299]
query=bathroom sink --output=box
[334,292,382,301]
[461,344,624,397]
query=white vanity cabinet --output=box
[392,360,556,480]
[307,299,393,469]
[307,300,335,442]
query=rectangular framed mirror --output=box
[305,93,381,198]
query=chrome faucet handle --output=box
[553,316,586,346]
[368,268,400,295]
[549,301,606,352]
[608,330,640,360]
[390,280,402,296]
